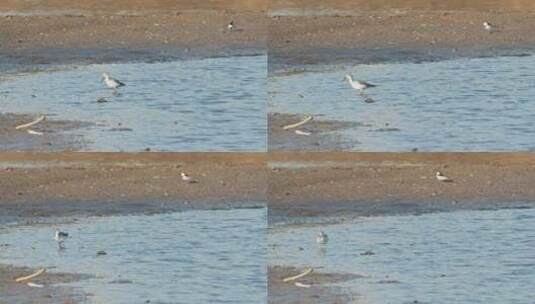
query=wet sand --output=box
[0,264,90,304]
[269,113,360,151]
[0,152,266,220]
[0,113,90,151]
[269,152,535,221]
[268,266,360,304]
[269,1,535,72]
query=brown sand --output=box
[2,152,535,220]
[269,2,535,69]
[0,11,266,65]
[0,0,266,13]
[271,0,535,12]
[0,152,266,219]
[0,0,267,65]
[269,152,535,220]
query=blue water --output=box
[0,55,267,151]
[269,207,535,303]
[0,208,266,304]
[269,54,535,151]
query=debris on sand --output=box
[15,115,46,130]
[15,268,46,282]
[27,129,43,136]
[283,267,313,282]
[283,115,313,130]
[27,282,44,288]
[294,129,311,136]
[294,282,312,288]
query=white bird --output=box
[102,73,125,89]
[483,21,496,33]
[316,231,328,244]
[228,20,234,31]
[54,228,69,249]
[181,172,197,183]
[436,171,453,182]
[345,75,377,91]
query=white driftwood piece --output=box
[283,116,313,130]
[27,129,44,135]
[15,268,46,282]
[283,268,313,282]
[27,282,44,288]
[15,115,46,130]
[294,130,311,136]
[294,282,312,288]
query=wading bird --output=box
[102,72,125,90]
[345,74,377,92]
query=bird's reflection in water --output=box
[360,92,376,103]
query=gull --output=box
[483,21,496,33]
[345,75,377,91]
[102,73,125,90]
[181,172,198,183]
[436,171,453,182]
[228,20,234,31]
[54,228,69,249]
[316,231,328,244]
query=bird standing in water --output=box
[316,231,328,244]
[345,74,377,92]
[54,228,69,249]
[102,72,125,90]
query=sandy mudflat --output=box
[0,1,267,65]
[269,0,535,71]
[271,0,535,11]
[2,152,535,220]
[269,152,535,220]
[0,152,266,219]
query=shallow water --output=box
[0,55,266,151]
[269,207,535,304]
[0,208,266,304]
[269,54,535,151]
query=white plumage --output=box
[102,73,125,89]
[345,74,377,91]
[316,231,328,244]
[54,228,69,249]
[436,171,453,182]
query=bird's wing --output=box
[359,80,377,87]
